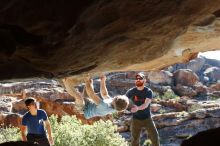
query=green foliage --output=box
[112,112,119,119]
[144,139,152,146]
[0,115,128,146]
[160,89,179,100]
[50,115,128,146]
[0,126,20,143]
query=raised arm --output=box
[84,76,100,105]
[100,73,110,99]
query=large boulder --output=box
[2,113,22,127]
[173,69,199,87]
[148,70,173,85]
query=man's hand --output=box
[131,105,139,113]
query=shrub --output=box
[0,126,20,143]
[50,115,128,146]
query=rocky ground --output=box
[0,56,220,146]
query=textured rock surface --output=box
[1,1,220,82]
[148,70,173,85]
[173,69,199,87]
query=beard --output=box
[135,81,144,87]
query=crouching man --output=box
[20,97,54,146]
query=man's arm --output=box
[44,120,54,145]
[100,74,110,99]
[20,125,27,141]
[84,77,100,105]
[131,98,152,113]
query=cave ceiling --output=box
[0,0,220,84]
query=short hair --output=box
[113,95,129,111]
[24,97,36,106]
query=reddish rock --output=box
[173,69,199,87]
[3,113,22,127]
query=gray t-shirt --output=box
[83,98,116,119]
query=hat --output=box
[136,72,145,79]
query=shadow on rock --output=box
[181,127,220,146]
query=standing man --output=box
[20,97,54,146]
[126,72,160,146]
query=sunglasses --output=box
[136,77,143,80]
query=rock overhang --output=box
[0,0,220,84]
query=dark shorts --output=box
[27,134,50,146]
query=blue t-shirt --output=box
[84,98,116,119]
[126,87,153,120]
[22,109,48,135]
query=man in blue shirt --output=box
[62,73,129,119]
[20,98,53,146]
[126,72,160,146]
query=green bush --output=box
[0,115,128,146]
[161,89,179,100]
[50,115,128,146]
[0,126,20,143]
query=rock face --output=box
[0,1,220,81]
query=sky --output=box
[198,50,220,60]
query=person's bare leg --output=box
[84,76,100,105]
[62,77,84,106]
